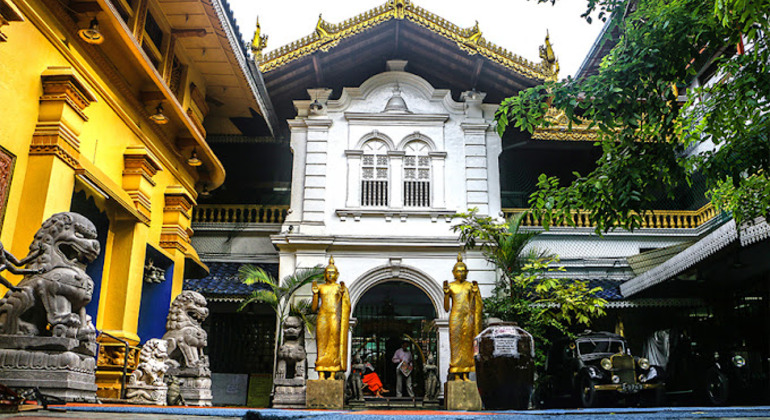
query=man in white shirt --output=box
[392,340,414,398]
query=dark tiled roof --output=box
[184,262,277,298]
[585,278,623,301]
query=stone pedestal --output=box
[272,378,306,408]
[169,366,212,406]
[445,380,482,411]
[125,384,167,405]
[306,379,344,409]
[0,344,96,402]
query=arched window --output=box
[361,140,389,206]
[403,141,430,207]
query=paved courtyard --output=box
[3,406,770,420]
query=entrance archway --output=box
[352,281,437,398]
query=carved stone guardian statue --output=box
[443,253,483,410]
[126,338,170,405]
[423,354,440,406]
[162,291,212,406]
[346,355,365,404]
[306,256,349,409]
[272,315,307,408]
[0,212,100,401]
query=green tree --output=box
[238,265,324,372]
[453,210,607,367]
[496,0,770,232]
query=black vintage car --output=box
[536,332,664,408]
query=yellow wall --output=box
[0,0,201,343]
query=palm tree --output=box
[453,209,548,298]
[238,265,324,375]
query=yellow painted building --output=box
[0,0,271,397]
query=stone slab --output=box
[0,348,96,402]
[306,379,344,410]
[0,335,78,351]
[445,380,483,411]
[273,384,306,409]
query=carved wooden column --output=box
[160,185,195,299]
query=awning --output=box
[620,219,738,297]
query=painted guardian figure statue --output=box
[311,256,350,379]
[443,253,483,381]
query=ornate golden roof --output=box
[256,0,557,81]
[531,107,599,142]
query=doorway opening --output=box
[352,280,437,397]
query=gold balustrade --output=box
[192,205,289,224]
[502,203,717,229]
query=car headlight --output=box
[638,357,650,370]
[601,358,612,370]
[732,355,746,368]
[612,375,621,383]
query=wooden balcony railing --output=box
[502,203,717,229]
[192,205,289,224]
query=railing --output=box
[192,205,289,224]
[503,203,717,229]
[404,181,430,207]
[361,180,389,207]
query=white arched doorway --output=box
[348,264,450,395]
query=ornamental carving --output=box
[257,0,550,80]
[0,146,14,232]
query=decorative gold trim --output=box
[257,0,550,80]
[532,107,599,142]
[503,203,717,229]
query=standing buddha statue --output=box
[443,253,483,381]
[311,256,351,379]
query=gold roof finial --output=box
[316,14,330,38]
[251,17,268,57]
[539,30,560,82]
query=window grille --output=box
[361,140,389,206]
[403,142,431,207]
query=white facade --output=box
[272,61,502,383]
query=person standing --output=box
[392,340,414,397]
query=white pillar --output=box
[436,318,450,386]
[345,150,363,208]
[461,122,490,215]
[302,118,333,234]
[430,152,447,208]
[286,120,307,225]
[389,151,405,208]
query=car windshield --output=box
[577,339,625,358]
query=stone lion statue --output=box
[129,339,169,386]
[276,315,306,380]
[126,338,170,405]
[0,212,100,339]
[162,291,209,369]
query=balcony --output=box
[192,205,289,225]
[502,203,718,230]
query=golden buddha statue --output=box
[443,253,483,381]
[311,256,351,379]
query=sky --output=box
[226,0,606,79]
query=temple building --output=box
[187,0,720,401]
[0,0,270,399]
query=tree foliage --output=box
[453,210,606,367]
[497,0,770,232]
[238,265,324,335]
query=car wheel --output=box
[578,374,599,408]
[706,368,729,406]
